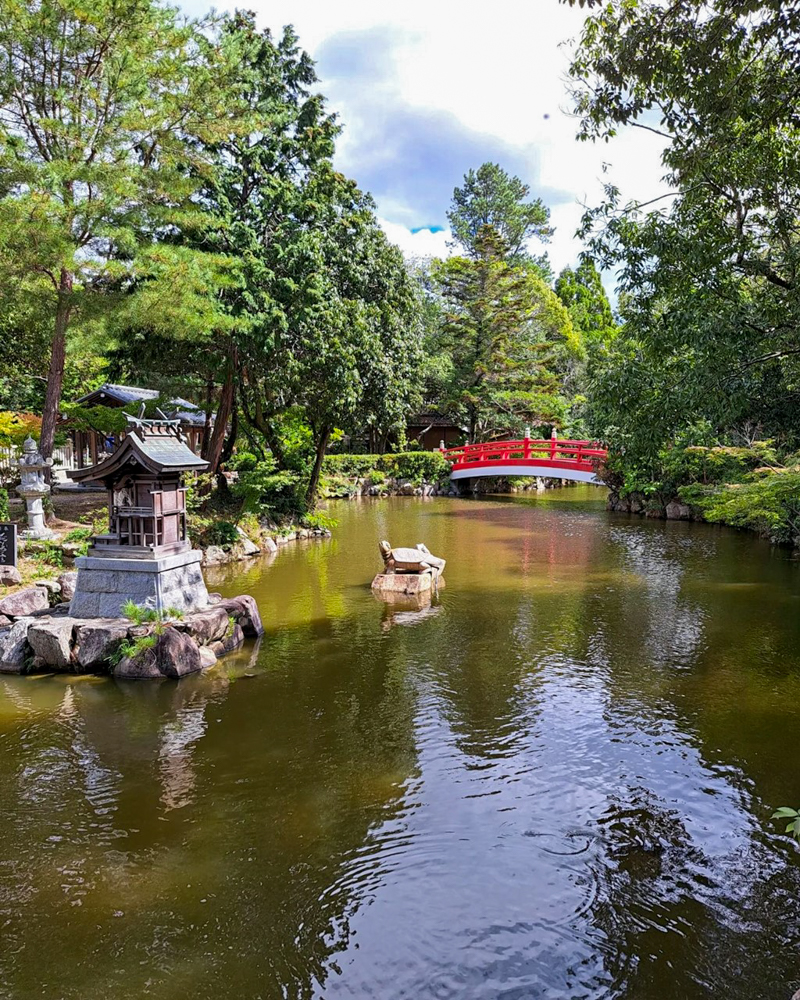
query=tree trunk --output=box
[200,378,214,460]
[306,426,331,508]
[39,268,74,460]
[206,351,236,475]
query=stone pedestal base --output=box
[371,572,444,596]
[70,550,210,619]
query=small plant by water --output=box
[773,807,800,841]
[121,600,183,625]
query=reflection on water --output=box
[1,490,800,1000]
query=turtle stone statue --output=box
[378,540,446,578]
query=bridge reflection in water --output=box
[442,436,608,484]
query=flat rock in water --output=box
[0,618,35,673]
[179,606,230,645]
[372,573,436,595]
[198,646,217,669]
[218,595,264,637]
[0,586,49,618]
[27,618,77,670]
[75,620,129,671]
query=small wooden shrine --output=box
[68,413,208,559]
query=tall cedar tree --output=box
[0,0,246,458]
[434,227,577,442]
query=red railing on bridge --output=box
[440,437,608,478]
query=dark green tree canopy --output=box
[567,0,800,458]
[447,162,552,263]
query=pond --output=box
[1,490,799,1000]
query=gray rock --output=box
[209,624,245,657]
[0,586,49,618]
[198,645,217,669]
[33,578,61,596]
[155,627,202,679]
[60,541,86,559]
[398,482,416,495]
[113,626,202,680]
[0,615,10,628]
[203,545,228,566]
[665,501,692,520]
[114,646,161,680]
[75,620,129,670]
[262,536,278,554]
[179,606,230,645]
[27,618,76,669]
[0,618,34,673]
[0,565,22,586]
[218,595,264,637]
[235,527,260,556]
[57,571,78,601]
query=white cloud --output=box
[182,0,670,286]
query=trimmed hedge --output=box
[323,451,451,486]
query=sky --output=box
[185,0,668,285]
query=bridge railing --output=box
[441,438,608,469]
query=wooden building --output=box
[405,413,467,451]
[65,384,208,470]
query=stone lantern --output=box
[16,436,55,540]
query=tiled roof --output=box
[75,384,205,421]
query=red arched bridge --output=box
[440,437,608,484]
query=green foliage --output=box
[555,259,616,347]
[448,162,552,269]
[60,404,129,435]
[680,469,800,546]
[108,633,157,667]
[384,452,451,485]
[234,457,304,519]
[0,0,251,454]
[569,1,800,466]
[322,451,451,487]
[433,226,579,441]
[62,525,92,556]
[205,520,240,550]
[772,807,800,842]
[0,488,8,521]
[301,510,337,532]
[120,601,183,626]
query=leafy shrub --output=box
[679,469,800,545]
[301,510,337,532]
[322,451,450,487]
[109,633,157,666]
[234,457,304,518]
[383,451,450,485]
[0,487,8,521]
[205,520,240,550]
[322,454,379,478]
[228,451,258,472]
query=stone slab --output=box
[371,573,442,595]
[27,618,76,669]
[0,522,18,568]
[74,550,203,573]
[70,548,209,619]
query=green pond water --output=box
[1,489,800,1000]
